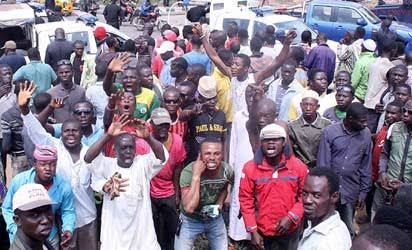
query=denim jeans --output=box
[174,213,228,250]
[262,229,299,250]
[336,203,356,238]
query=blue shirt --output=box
[0,52,26,73]
[303,43,336,84]
[2,168,76,242]
[159,58,175,87]
[13,61,57,96]
[183,51,212,75]
[317,122,372,204]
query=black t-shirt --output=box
[104,4,123,23]
[72,57,83,85]
[186,110,227,162]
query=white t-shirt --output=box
[86,148,169,250]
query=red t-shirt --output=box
[372,126,388,182]
[150,133,186,198]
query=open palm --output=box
[108,114,129,137]
[18,81,36,107]
[108,53,131,73]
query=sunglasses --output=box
[56,59,72,66]
[164,99,180,104]
[73,109,93,115]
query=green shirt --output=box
[351,51,375,100]
[114,84,160,120]
[180,161,234,220]
[387,122,412,183]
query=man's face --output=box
[0,66,12,86]
[115,136,136,167]
[170,61,183,78]
[256,104,276,130]
[300,98,319,119]
[57,65,73,83]
[384,105,402,126]
[198,95,217,111]
[394,87,410,103]
[209,33,219,49]
[388,68,408,86]
[310,72,328,95]
[139,68,153,89]
[14,205,54,241]
[73,103,94,128]
[303,175,338,222]
[334,73,350,87]
[117,92,136,117]
[280,64,296,85]
[122,69,139,94]
[74,43,84,57]
[231,57,247,78]
[336,90,353,111]
[200,142,223,171]
[34,160,57,183]
[177,85,194,106]
[61,122,82,149]
[151,122,170,141]
[402,102,412,126]
[348,115,368,131]
[162,91,181,116]
[261,138,284,158]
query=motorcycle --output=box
[131,4,166,31]
[120,0,136,22]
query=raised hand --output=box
[18,81,37,107]
[284,29,297,44]
[107,53,131,73]
[50,96,68,109]
[192,154,206,178]
[107,114,129,137]
[131,118,150,139]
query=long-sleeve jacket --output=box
[239,149,308,237]
[2,168,76,242]
[351,51,375,100]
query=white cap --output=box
[13,183,54,211]
[363,39,376,52]
[301,90,320,101]
[157,41,175,54]
[197,76,217,98]
[260,123,287,140]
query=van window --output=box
[312,5,332,22]
[337,8,362,24]
[252,21,266,36]
[49,31,91,53]
[223,18,249,32]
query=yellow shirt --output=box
[212,68,233,123]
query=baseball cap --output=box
[363,39,376,52]
[163,30,177,42]
[157,41,175,54]
[151,108,172,125]
[94,26,107,41]
[197,76,217,99]
[1,40,16,50]
[13,183,54,212]
[260,123,287,140]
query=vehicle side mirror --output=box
[356,18,367,26]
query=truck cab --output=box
[305,0,412,43]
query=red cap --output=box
[163,30,177,42]
[94,26,107,41]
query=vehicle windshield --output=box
[49,31,91,53]
[274,20,317,44]
[359,7,380,24]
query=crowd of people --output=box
[0,12,412,250]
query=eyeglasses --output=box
[56,59,72,66]
[164,99,180,104]
[73,109,93,115]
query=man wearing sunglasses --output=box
[47,59,86,123]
